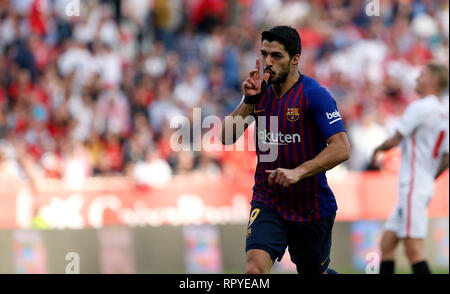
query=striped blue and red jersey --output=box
[250,73,346,222]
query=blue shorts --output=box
[245,200,335,274]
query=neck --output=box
[420,88,440,98]
[271,70,300,98]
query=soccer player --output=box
[221,26,350,274]
[372,62,449,274]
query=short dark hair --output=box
[261,26,302,58]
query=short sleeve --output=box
[396,101,427,137]
[307,86,346,140]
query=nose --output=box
[264,56,273,69]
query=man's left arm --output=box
[267,132,350,187]
[266,86,350,187]
[435,131,449,179]
[370,131,403,166]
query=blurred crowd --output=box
[0,0,448,188]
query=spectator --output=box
[132,149,172,188]
[148,77,182,134]
[173,61,206,110]
[0,0,448,182]
[348,111,389,171]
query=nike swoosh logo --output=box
[254,109,265,114]
[321,256,329,266]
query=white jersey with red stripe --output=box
[396,95,449,198]
[385,94,449,238]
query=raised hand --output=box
[242,59,270,98]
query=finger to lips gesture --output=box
[242,59,270,96]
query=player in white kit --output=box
[372,62,449,274]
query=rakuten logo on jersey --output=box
[326,110,342,124]
[257,129,301,145]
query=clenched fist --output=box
[265,168,302,187]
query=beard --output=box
[267,64,290,84]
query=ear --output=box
[290,54,300,67]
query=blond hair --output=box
[426,62,449,93]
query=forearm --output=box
[294,143,350,181]
[221,98,254,145]
[222,59,269,145]
[375,133,402,152]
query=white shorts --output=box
[384,193,431,239]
